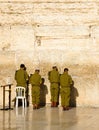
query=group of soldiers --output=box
[15,64,73,111]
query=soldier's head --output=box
[64,68,69,73]
[52,66,57,70]
[35,69,40,73]
[20,64,25,69]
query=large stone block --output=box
[35,25,89,37]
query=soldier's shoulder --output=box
[31,73,34,76]
[24,70,28,74]
[68,74,72,78]
[60,73,63,77]
[39,74,41,77]
[15,70,18,73]
[48,71,51,74]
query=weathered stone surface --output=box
[0,0,99,107]
[0,52,15,105]
[0,2,99,26]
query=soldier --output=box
[48,66,60,107]
[60,68,73,111]
[29,69,42,109]
[14,64,29,106]
[15,64,29,88]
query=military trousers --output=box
[61,87,70,107]
[50,83,59,102]
[31,86,40,105]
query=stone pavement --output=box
[0,105,99,130]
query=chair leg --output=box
[25,98,27,107]
[22,98,24,108]
[16,98,18,108]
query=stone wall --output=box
[0,0,99,107]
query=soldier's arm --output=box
[24,71,29,81]
[15,70,17,80]
[48,71,51,80]
[40,75,42,84]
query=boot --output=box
[51,102,54,107]
[33,104,36,110]
[54,102,58,107]
[35,104,40,109]
[63,106,69,111]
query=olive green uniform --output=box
[15,69,28,88]
[60,73,72,107]
[48,69,60,104]
[29,72,41,106]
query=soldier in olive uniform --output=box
[60,68,73,111]
[29,69,42,109]
[14,64,29,106]
[48,66,60,107]
[15,64,29,88]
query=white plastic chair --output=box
[15,86,27,108]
